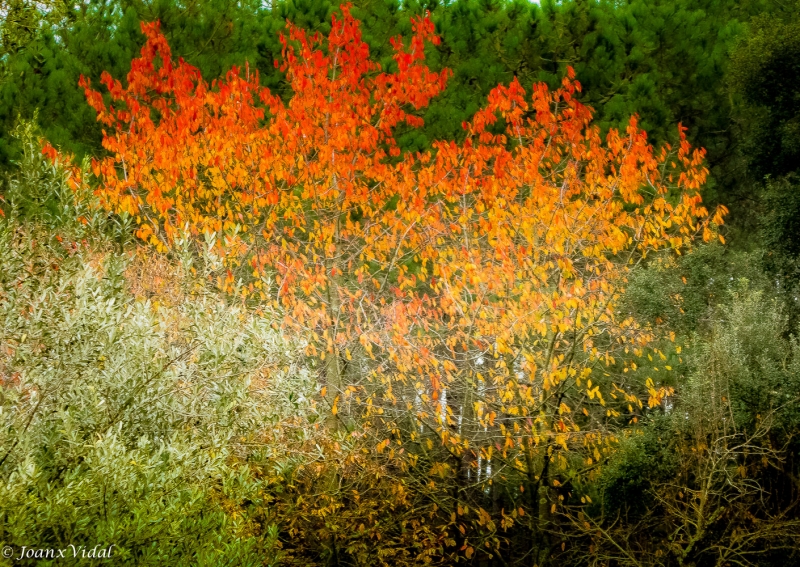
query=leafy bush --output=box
[0,221,317,565]
[688,283,800,439]
[622,244,767,335]
[1,119,80,227]
[1,118,135,250]
[570,283,800,566]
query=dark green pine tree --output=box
[0,0,777,190]
[729,3,800,181]
[727,1,800,283]
[0,0,278,166]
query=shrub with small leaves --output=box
[0,221,316,565]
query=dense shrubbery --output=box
[571,284,800,565]
[0,136,311,565]
[0,227,281,565]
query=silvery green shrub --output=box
[0,221,315,565]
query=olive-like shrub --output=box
[0,219,315,565]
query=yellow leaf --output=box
[331,395,339,415]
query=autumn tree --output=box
[64,5,725,563]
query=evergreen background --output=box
[4,0,800,242]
